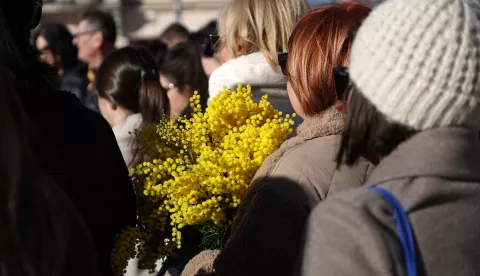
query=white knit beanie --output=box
[349,0,480,130]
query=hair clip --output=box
[140,70,146,81]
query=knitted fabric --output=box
[350,0,480,130]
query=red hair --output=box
[287,2,371,116]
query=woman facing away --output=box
[181,3,372,276]
[96,46,170,168]
[33,23,89,100]
[300,0,480,275]
[208,0,309,126]
[3,1,136,275]
[160,41,209,119]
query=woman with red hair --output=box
[181,3,372,276]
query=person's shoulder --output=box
[249,176,313,213]
[285,135,340,159]
[51,91,113,138]
[272,135,372,198]
[318,186,381,208]
[208,61,243,99]
[55,91,101,118]
[311,185,396,225]
[301,186,404,276]
[208,52,271,95]
[273,135,341,176]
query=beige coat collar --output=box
[253,103,344,183]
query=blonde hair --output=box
[218,0,309,70]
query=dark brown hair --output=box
[33,23,79,72]
[80,9,117,44]
[129,39,168,68]
[287,3,371,116]
[159,23,189,46]
[161,42,209,109]
[337,88,417,167]
[96,46,170,166]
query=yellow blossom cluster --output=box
[112,85,294,274]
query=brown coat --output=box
[182,105,372,276]
[301,128,480,276]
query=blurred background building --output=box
[41,0,225,46]
[40,0,384,47]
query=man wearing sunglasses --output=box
[72,9,116,112]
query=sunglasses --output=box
[333,67,350,100]
[278,53,288,76]
[277,56,349,99]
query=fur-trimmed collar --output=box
[253,104,344,182]
[208,52,287,101]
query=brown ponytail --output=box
[96,46,170,167]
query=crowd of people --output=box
[2,0,480,275]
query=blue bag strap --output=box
[368,186,417,276]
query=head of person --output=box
[189,21,221,77]
[282,3,371,119]
[73,9,117,66]
[159,23,189,48]
[160,42,208,117]
[33,23,79,75]
[0,0,44,66]
[96,46,169,129]
[1,0,42,42]
[336,0,480,166]
[190,20,217,57]
[0,0,55,97]
[129,39,168,70]
[216,0,309,68]
[130,39,166,58]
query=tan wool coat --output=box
[182,105,373,276]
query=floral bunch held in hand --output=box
[112,85,294,275]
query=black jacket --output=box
[59,64,99,113]
[29,91,136,276]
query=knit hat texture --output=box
[350,0,480,130]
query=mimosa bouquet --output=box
[112,85,295,275]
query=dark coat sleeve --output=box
[214,177,311,276]
[31,92,136,276]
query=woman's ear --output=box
[92,32,104,49]
[235,36,243,56]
